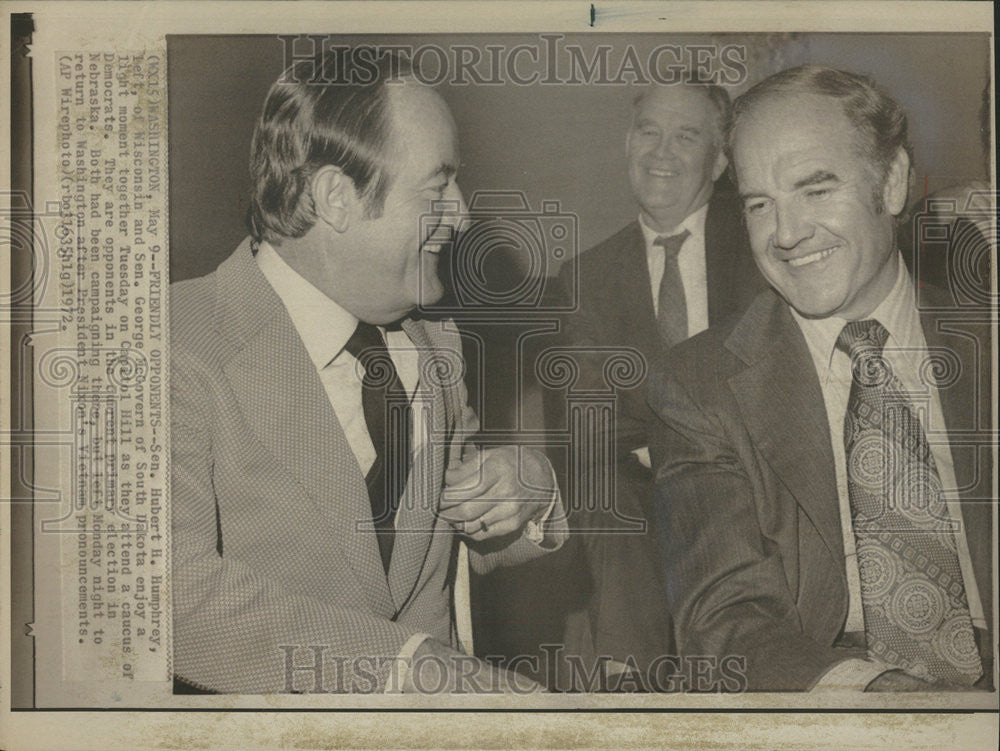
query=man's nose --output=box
[773,204,814,250]
[424,185,468,253]
[653,135,676,160]
[443,184,470,235]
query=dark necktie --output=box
[654,230,690,347]
[344,322,413,574]
[838,319,982,686]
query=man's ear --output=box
[882,147,911,216]
[311,165,356,233]
[711,148,728,183]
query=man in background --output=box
[550,81,762,687]
[650,65,992,691]
[170,49,567,694]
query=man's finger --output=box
[437,499,495,523]
[460,500,528,532]
[440,468,503,509]
[460,513,522,542]
[445,447,515,490]
[444,454,483,489]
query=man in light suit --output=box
[550,82,763,686]
[170,49,567,694]
[649,66,993,691]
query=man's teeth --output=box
[788,247,836,267]
[648,168,678,177]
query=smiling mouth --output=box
[647,168,679,178]
[422,236,451,255]
[787,246,838,268]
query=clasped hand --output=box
[437,446,554,542]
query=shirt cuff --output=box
[630,446,652,470]
[385,632,433,694]
[605,659,634,677]
[811,658,889,691]
[524,467,559,545]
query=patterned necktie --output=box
[344,322,412,574]
[838,319,982,686]
[654,230,690,347]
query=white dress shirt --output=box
[639,201,711,339]
[792,256,984,689]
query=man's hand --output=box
[438,446,554,542]
[401,638,544,694]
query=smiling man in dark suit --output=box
[552,82,763,686]
[170,49,567,695]
[649,65,993,691]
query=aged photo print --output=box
[2,2,996,749]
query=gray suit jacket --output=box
[648,285,994,690]
[171,239,568,693]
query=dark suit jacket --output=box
[548,185,763,681]
[648,285,994,690]
[170,239,568,693]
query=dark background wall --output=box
[168,32,991,283]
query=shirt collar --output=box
[255,240,357,370]
[792,252,919,374]
[639,201,710,251]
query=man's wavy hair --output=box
[247,48,413,244]
[727,65,914,211]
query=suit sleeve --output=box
[171,351,418,694]
[465,488,568,576]
[648,366,850,691]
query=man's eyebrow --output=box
[424,163,457,182]
[793,170,840,190]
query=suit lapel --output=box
[215,242,394,618]
[387,317,455,612]
[726,292,845,565]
